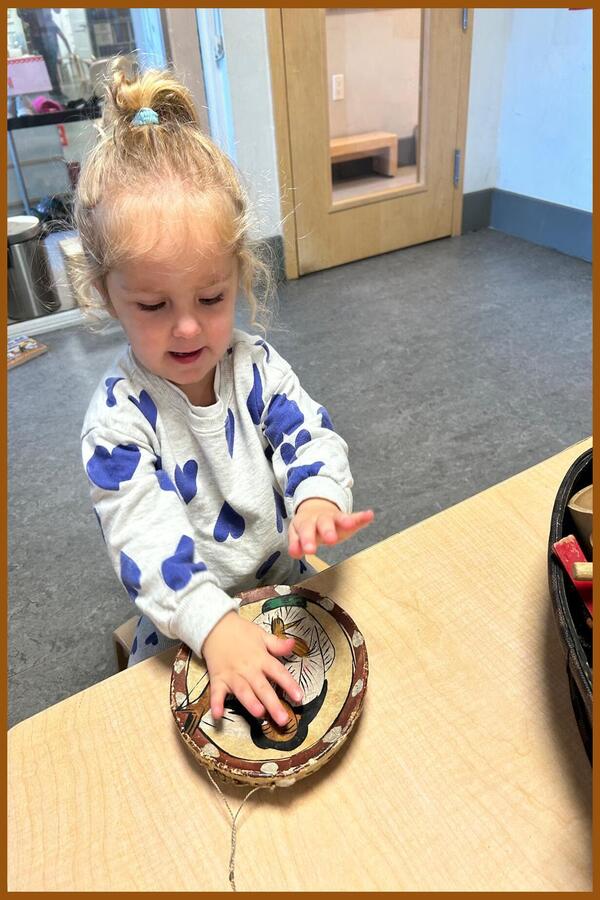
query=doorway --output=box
[267,8,472,278]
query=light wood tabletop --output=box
[8,440,592,891]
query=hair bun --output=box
[103,58,199,130]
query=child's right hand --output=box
[201,611,303,727]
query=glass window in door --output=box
[325,8,424,205]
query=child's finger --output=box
[265,656,303,704]
[265,633,295,658]
[287,522,302,558]
[335,509,374,534]
[329,510,375,544]
[316,514,338,544]
[295,519,317,554]
[231,675,266,720]
[250,673,290,727]
[336,509,374,527]
[209,679,228,720]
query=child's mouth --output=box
[169,348,204,364]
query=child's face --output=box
[104,241,238,405]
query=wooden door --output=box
[268,9,472,277]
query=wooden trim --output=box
[451,9,473,237]
[330,179,427,214]
[305,553,329,573]
[265,9,299,280]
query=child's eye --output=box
[137,301,166,312]
[201,294,224,306]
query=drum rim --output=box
[171,584,368,786]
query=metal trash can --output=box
[8,216,60,320]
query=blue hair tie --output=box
[132,107,159,126]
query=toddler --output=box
[77,63,374,729]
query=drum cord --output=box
[206,768,275,891]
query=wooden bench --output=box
[112,553,330,670]
[330,131,398,177]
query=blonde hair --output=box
[73,60,275,328]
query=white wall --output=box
[464,8,592,212]
[496,8,592,212]
[463,9,512,193]
[221,9,281,239]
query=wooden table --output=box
[8,440,592,891]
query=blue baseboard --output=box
[462,189,591,262]
[462,189,492,234]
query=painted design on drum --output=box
[174,594,352,760]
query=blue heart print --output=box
[213,501,246,542]
[273,488,287,533]
[154,455,177,493]
[280,428,311,465]
[145,631,159,646]
[120,551,142,601]
[264,394,305,449]
[256,551,281,580]
[285,461,325,497]
[161,535,207,591]
[128,390,158,432]
[225,409,235,458]
[318,405,334,431]
[175,459,198,504]
[254,339,271,362]
[87,443,141,490]
[156,469,177,493]
[246,363,265,424]
[105,376,124,407]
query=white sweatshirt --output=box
[81,329,353,654]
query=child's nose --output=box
[172,314,201,339]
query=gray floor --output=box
[8,229,592,726]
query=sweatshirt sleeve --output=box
[82,423,239,654]
[253,341,354,516]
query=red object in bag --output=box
[552,535,593,616]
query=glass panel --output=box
[325,8,423,205]
[7,8,142,218]
[8,8,137,104]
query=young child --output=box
[77,63,374,730]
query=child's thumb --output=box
[266,633,295,657]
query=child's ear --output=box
[94,278,117,318]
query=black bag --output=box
[548,448,593,762]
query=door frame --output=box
[266,8,473,280]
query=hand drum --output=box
[170,585,368,787]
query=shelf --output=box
[8,102,102,131]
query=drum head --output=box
[171,585,368,786]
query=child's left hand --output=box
[288,498,374,559]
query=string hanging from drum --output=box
[171,586,369,890]
[206,768,275,891]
